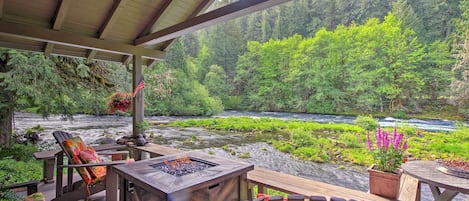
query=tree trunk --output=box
[0,54,14,145]
[0,103,13,145]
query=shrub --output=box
[392,110,407,119]
[290,129,315,147]
[354,115,378,131]
[339,133,360,148]
[0,159,42,186]
[398,122,418,136]
[0,143,37,161]
[223,96,242,110]
[293,147,319,159]
[273,141,294,153]
[453,121,469,141]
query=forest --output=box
[1,0,468,120]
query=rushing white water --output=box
[217,110,467,132]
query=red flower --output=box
[106,92,132,114]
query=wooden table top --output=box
[401,161,469,194]
[112,151,254,196]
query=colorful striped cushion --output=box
[62,137,104,185]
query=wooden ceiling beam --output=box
[146,59,157,67]
[122,55,132,64]
[137,0,173,38]
[135,0,291,46]
[44,0,72,57]
[0,21,166,60]
[0,39,123,62]
[159,0,214,51]
[87,0,129,62]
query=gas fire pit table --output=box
[112,151,254,201]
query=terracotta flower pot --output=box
[368,164,401,199]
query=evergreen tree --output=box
[206,20,244,84]
[451,0,469,117]
[0,49,115,145]
[261,10,272,42]
[182,33,200,58]
[392,0,425,36]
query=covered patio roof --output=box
[0,0,290,65]
[0,0,291,136]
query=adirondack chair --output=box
[52,131,132,201]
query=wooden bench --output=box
[247,167,392,201]
[3,180,40,195]
[33,143,127,183]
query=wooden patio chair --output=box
[52,131,132,201]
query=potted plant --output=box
[366,126,408,199]
[106,92,132,114]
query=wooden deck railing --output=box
[247,167,391,201]
[34,143,392,201]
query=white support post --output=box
[132,55,144,137]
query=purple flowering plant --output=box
[366,126,408,173]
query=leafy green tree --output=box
[204,65,232,103]
[195,45,212,83]
[234,41,262,109]
[145,40,223,116]
[0,49,114,145]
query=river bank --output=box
[13,112,468,201]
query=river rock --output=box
[334,150,341,156]
[96,137,116,144]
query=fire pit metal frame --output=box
[112,151,254,201]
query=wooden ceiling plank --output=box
[87,0,129,62]
[159,0,214,51]
[135,0,291,46]
[53,0,71,30]
[0,21,166,60]
[44,0,72,57]
[98,0,129,38]
[138,0,173,38]
[0,0,4,19]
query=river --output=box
[13,112,468,201]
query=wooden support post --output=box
[56,151,64,198]
[67,164,73,192]
[258,183,266,194]
[239,174,249,201]
[106,167,118,201]
[247,183,255,201]
[132,55,144,137]
[43,157,55,183]
[398,173,421,201]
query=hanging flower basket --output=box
[106,92,132,113]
